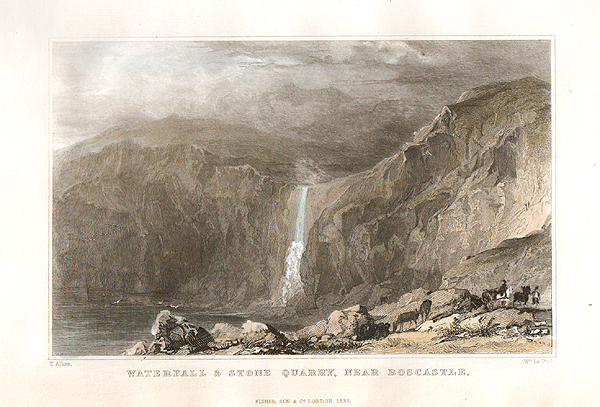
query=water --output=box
[52,288,252,356]
[52,187,313,356]
[281,186,308,305]
[294,186,308,243]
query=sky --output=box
[52,40,551,150]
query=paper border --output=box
[2,1,596,405]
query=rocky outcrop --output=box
[53,142,294,308]
[301,77,551,304]
[240,320,287,348]
[370,288,479,330]
[441,221,552,307]
[296,320,328,340]
[148,310,214,354]
[324,304,373,338]
[123,297,547,355]
[460,308,534,332]
[418,308,535,340]
[210,323,244,346]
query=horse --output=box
[419,299,432,322]
[481,290,496,310]
[498,286,513,308]
[469,294,484,310]
[392,310,420,333]
[513,286,531,307]
[482,281,510,310]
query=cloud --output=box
[52,40,551,150]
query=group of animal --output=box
[482,282,539,310]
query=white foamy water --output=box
[281,187,308,305]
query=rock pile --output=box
[122,287,549,356]
[145,310,214,355]
[417,307,537,341]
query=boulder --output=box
[460,308,534,332]
[167,325,186,349]
[417,313,462,333]
[282,331,299,342]
[241,320,288,348]
[211,323,244,344]
[298,319,328,339]
[151,310,176,336]
[122,341,148,356]
[184,326,214,351]
[324,304,373,338]
[325,310,349,336]
[148,310,214,353]
[241,320,270,343]
[369,288,429,326]
[428,289,475,321]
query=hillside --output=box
[56,112,412,186]
[56,116,321,185]
[52,77,552,312]
[299,77,551,308]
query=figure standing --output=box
[498,279,508,299]
[531,286,541,307]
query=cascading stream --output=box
[280,186,308,305]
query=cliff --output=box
[53,77,552,310]
[53,141,294,307]
[300,77,551,306]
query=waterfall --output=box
[280,186,308,305]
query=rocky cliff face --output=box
[53,77,552,311]
[300,77,551,306]
[53,141,295,307]
[441,221,552,307]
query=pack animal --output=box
[498,286,513,308]
[481,290,494,310]
[392,310,420,333]
[419,299,432,321]
[513,286,531,306]
[469,294,484,310]
[482,280,510,310]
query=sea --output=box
[51,288,299,357]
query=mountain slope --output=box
[299,77,551,305]
[57,116,319,185]
[441,221,552,307]
[57,111,413,185]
